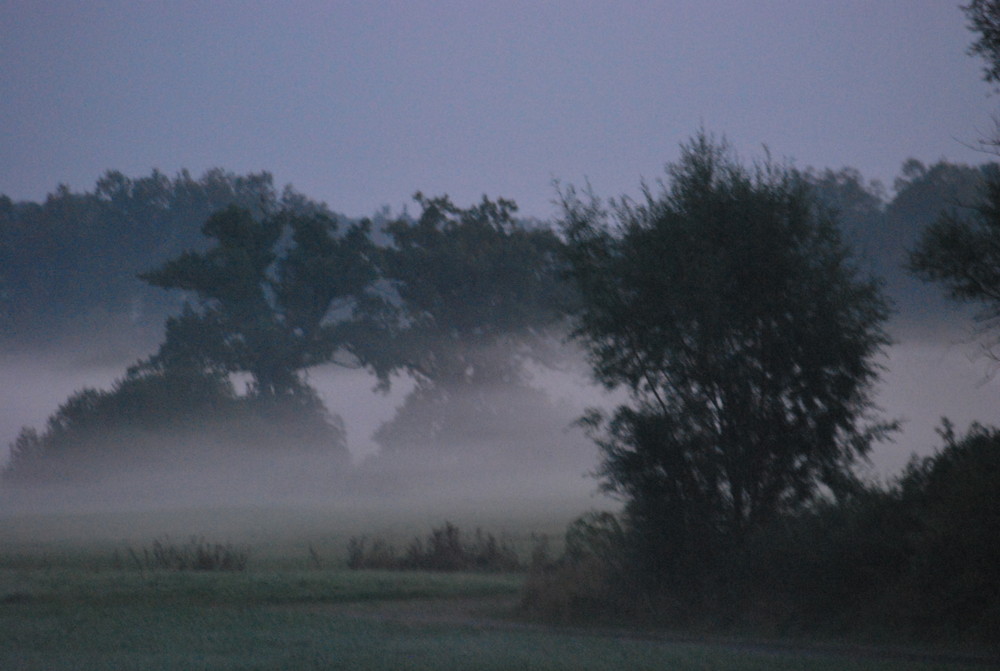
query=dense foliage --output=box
[373,193,571,388]
[0,169,331,352]
[3,361,347,484]
[559,134,893,588]
[525,421,1000,644]
[141,205,381,400]
[362,194,576,464]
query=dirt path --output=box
[303,594,1000,668]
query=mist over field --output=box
[1,2,996,525]
[0,344,609,516]
[0,310,996,518]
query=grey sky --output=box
[0,1,994,218]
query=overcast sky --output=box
[1,1,995,219]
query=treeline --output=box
[806,159,993,333]
[1,190,579,496]
[0,169,340,354]
[0,159,988,355]
[1,158,987,485]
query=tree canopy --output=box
[142,205,381,401]
[909,0,1000,353]
[365,194,575,456]
[372,193,572,389]
[0,168,331,351]
[559,134,893,578]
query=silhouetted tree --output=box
[367,194,574,455]
[559,133,893,585]
[965,0,1000,88]
[0,168,332,350]
[909,1,1000,351]
[142,205,381,402]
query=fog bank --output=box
[1,325,998,514]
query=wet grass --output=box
[1,583,977,671]
[0,506,993,670]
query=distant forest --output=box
[0,169,354,357]
[0,158,992,356]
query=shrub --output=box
[346,536,398,570]
[127,536,249,572]
[521,512,633,620]
[890,421,1000,641]
[347,522,523,572]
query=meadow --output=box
[0,505,994,671]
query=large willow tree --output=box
[559,134,893,580]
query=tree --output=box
[0,168,329,351]
[965,0,1000,88]
[559,134,893,582]
[375,194,571,387]
[2,358,351,486]
[366,194,574,455]
[908,0,1000,351]
[142,205,381,402]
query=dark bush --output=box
[522,425,1000,647]
[2,361,348,484]
[521,512,635,620]
[127,536,249,572]
[890,422,1000,641]
[347,522,523,572]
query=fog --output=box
[0,344,610,518]
[1,315,998,520]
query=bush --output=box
[125,536,249,572]
[347,522,523,572]
[521,512,634,620]
[890,421,1000,641]
[2,361,349,484]
[521,426,1000,645]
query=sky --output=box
[1,1,996,220]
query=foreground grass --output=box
[1,565,989,671]
[0,506,994,670]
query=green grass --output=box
[0,566,522,608]
[2,566,987,670]
[1,594,977,670]
[0,506,994,670]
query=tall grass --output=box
[121,536,249,572]
[347,522,525,572]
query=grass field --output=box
[1,505,995,670]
